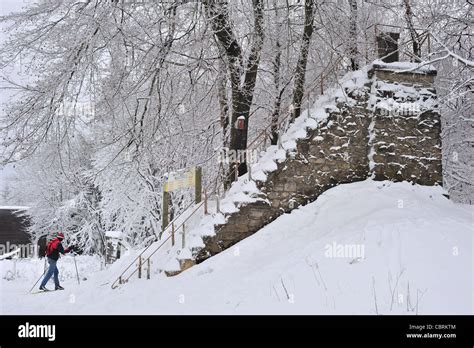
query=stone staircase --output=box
[178,62,443,269]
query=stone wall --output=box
[194,66,442,265]
[369,68,442,185]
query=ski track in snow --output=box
[1,180,472,314]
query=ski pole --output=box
[73,254,80,285]
[28,258,47,294]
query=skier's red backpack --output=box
[45,239,60,257]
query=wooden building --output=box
[0,207,32,258]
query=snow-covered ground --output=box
[1,180,472,314]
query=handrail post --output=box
[216,188,221,214]
[234,162,239,182]
[138,256,142,279]
[182,223,186,249]
[171,222,175,246]
[427,33,431,54]
[374,24,378,58]
[147,259,151,280]
[307,94,311,118]
[248,159,252,181]
[277,128,283,149]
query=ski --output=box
[30,290,53,295]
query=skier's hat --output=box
[57,232,65,240]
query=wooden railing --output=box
[111,57,345,289]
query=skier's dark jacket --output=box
[47,238,71,261]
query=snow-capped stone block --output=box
[282,140,297,151]
[252,170,267,182]
[259,159,278,173]
[193,225,216,238]
[305,118,318,130]
[164,258,181,273]
[220,201,239,214]
[231,192,257,204]
[177,248,192,260]
[187,234,205,249]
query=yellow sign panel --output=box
[164,167,196,192]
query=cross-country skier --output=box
[39,232,74,291]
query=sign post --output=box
[194,166,202,204]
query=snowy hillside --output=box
[1,180,472,314]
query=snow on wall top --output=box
[0,206,29,211]
[105,231,123,239]
[372,59,437,75]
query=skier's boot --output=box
[39,285,50,291]
[55,285,64,290]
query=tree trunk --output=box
[291,0,315,121]
[348,0,359,70]
[403,0,421,62]
[217,53,230,150]
[205,0,265,181]
[270,0,284,146]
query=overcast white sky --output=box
[0,0,30,201]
